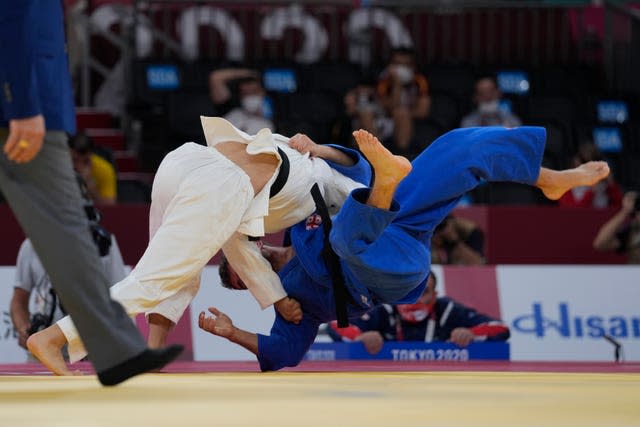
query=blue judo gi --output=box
[257,126,545,371]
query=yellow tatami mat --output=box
[1,371,639,427]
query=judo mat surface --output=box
[1,361,639,427]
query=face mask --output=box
[393,65,414,84]
[478,100,499,114]
[241,95,264,114]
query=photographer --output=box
[593,191,640,264]
[431,215,486,265]
[9,175,126,360]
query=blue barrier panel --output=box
[305,342,510,362]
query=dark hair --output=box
[68,131,94,154]
[475,73,499,88]
[218,254,233,289]
[390,46,416,58]
[236,76,262,89]
[428,270,438,288]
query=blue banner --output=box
[597,101,628,124]
[146,64,180,90]
[305,342,510,362]
[497,71,529,95]
[263,68,297,93]
[593,127,623,153]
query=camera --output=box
[28,313,51,336]
[84,204,112,256]
[78,174,112,257]
[91,222,112,257]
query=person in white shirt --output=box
[27,117,368,376]
[209,68,275,135]
[10,237,126,361]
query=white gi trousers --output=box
[58,143,254,362]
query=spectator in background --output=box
[376,47,431,154]
[593,191,640,264]
[461,75,521,128]
[431,215,485,265]
[209,68,274,134]
[69,132,117,205]
[10,167,126,360]
[558,141,622,209]
[326,304,397,355]
[327,272,510,352]
[343,82,393,146]
[10,229,126,361]
[397,272,510,346]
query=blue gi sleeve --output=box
[257,314,321,371]
[323,144,372,186]
[0,0,41,119]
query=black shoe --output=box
[97,344,184,386]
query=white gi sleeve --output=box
[221,232,287,309]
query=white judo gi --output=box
[57,117,364,362]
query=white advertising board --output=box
[498,265,640,361]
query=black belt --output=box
[269,147,289,198]
[249,147,290,242]
[310,183,351,328]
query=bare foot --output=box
[352,130,412,185]
[27,326,74,376]
[537,161,610,200]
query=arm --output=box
[448,241,486,265]
[441,220,485,265]
[410,74,430,119]
[198,307,258,355]
[222,233,287,309]
[10,288,31,349]
[377,75,402,113]
[11,240,35,349]
[208,68,260,105]
[0,0,45,163]
[445,301,510,347]
[199,307,320,371]
[289,133,355,166]
[222,234,301,323]
[593,192,636,251]
[411,93,431,119]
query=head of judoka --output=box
[219,242,296,290]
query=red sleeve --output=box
[607,182,623,208]
[558,189,594,208]
[329,321,362,341]
[470,323,510,340]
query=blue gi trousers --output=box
[330,126,546,303]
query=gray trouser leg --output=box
[0,129,145,372]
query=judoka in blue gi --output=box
[199,127,610,371]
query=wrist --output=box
[228,326,240,342]
[311,145,326,158]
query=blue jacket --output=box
[399,297,511,343]
[0,0,76,132]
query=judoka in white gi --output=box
[27,117,369,375]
